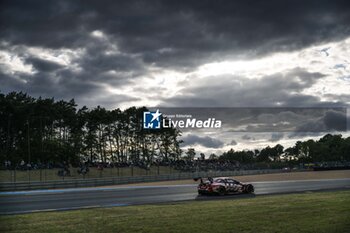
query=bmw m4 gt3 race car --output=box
[194,177,254,195]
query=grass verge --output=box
[1,191,350,233]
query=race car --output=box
[194,177,254,195]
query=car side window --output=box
[227,179,239,184]
[215,179,224,183]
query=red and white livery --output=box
[195,177,254,195]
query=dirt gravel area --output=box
[112,170,350,187]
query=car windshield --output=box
[214,178,225,183]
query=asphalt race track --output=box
[1,178,349,215]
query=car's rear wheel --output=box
[218,187,226,196]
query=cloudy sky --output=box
[1,0,350,154]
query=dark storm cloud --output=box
[182,134,224,148]
[294,110,348,132]
[25,57,63,72]
[323,110,349,131]
[77,37,147,76]
[242,135,256,141]
[287,109,348,138]
[162,68,333,107]
[0,72,24,93]
[0,1,90,48]
[1,0,350,70]
[0,30,146,108]
[287,132,324,139]
[270,133,284,142]
[228,140,237,146]
[0,68,139,108]
[82,0,350,68]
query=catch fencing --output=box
[0,169,284,191]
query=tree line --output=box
[0,92,182,167]
[212,134,350,165]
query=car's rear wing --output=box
[193,177,213,184]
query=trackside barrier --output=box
[0,169,284,191]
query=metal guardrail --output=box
[0,169,283,191]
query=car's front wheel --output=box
[244,184,254,193]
